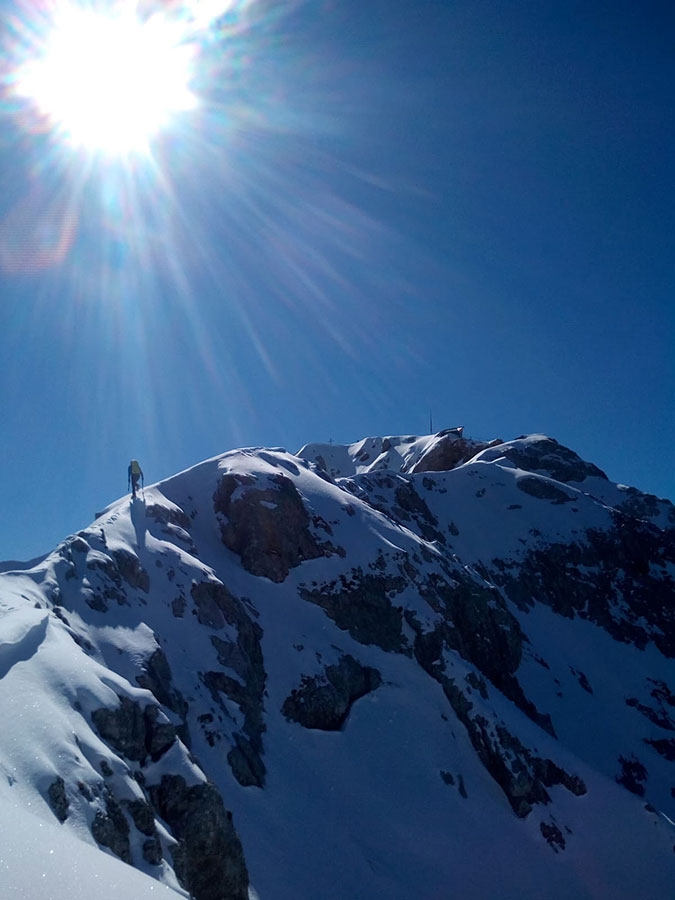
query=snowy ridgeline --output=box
[1,432,675,900]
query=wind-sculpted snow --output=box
[1,431,675,899]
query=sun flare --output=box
[15,3,198,154]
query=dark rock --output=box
[149,775,249,900]
[300,568,407,652]
[201,669,267,788]
[142,836,163,866]
[645,738,675,761]
[126,799,156,835]
[410,572,553,735]
[91,696,176,764]
[616,754,648,796]
[408,436,501,474]
[412,635,583,818]
[78,781,94,801]
[615,488,675,527]
[193,583,267,786]
[91,792,131,863]
[92,697,146,761]
[47,776,69,823]
[191,580,239,631]
[493,516,675,657]
[571,667,593,694]
[282,655,382,730]
[227,735,267,788]
[497,438,608,484]
[136,647,190,746]
[517,476,575,504]
[392,481,446,544]
[457,774,468,798]
[214,473,335,582]
[146,503,192,532]
[144,705,178,760]
[540,821,566,852]
[111,548,150,593]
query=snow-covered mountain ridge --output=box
[1,431,674,899]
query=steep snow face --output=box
[1,431,675,900]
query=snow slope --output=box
[1,431,674,900]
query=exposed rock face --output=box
[516,476,575,504]
[492,436,608,483]
[88,688,249,897]
[111,548,150,593]
[52,533,150,611]
[123,799,164,865]
[91,790,131,863]
[146,503,198,553]
[614,486,675,526]
[414,571,524,686]
[345,473,446,544]
[300,568,408,652]
[191,581,267,787]
[408,435,501,474]
[282,654,382,730]
[423,667,585,818]
[136,647,191,747]
[492,516,675,657]
[91,696,177,764]
[149,775,249,900]
[391,480,447,543]
[47,775,69,822]
[214,473,337,582]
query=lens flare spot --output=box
[0,188,78,274]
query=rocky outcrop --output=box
[126,799,163,865]
[407,574,553,737]
[494,437,608,484]
[88,690,249,897]
[191,581,267,787]
[91,696,176,764]
[91,790,131,863]
[214,473,338,582]
[282,654,382,730]
[111,548,150,593]
[492,515,675,657]
[146,502,197,553]
[345,473,447,544]
[136,647,191,746]
[414,571,524,686]
[613,487,675,527]
[516,476,575,504]
[149,775,249,900]
[408,435,501,474]
[431,671,584,818]
[47,775,69,822]
[300,568,408,652]
[51,534,150,612]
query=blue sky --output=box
[1,0,673,561]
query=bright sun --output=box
[16,3,198,155]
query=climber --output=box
[128,459,144,498]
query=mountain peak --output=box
[1,428,675,899]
